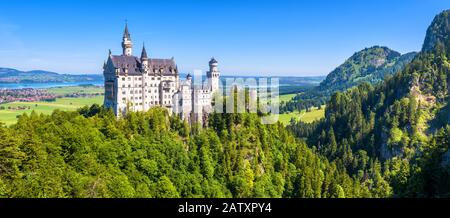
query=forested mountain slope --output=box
[281,47,416,113]
[0,105,391,198]
[319,46,416,94]
[289,9,450,197]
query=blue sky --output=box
[0,0,449,76]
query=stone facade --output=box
[103,24,220,123]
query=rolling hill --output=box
[318,46,417,94]
[281,46,416,112]
[0,67,103,83]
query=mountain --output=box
[0,67,103,83]
[422,10,450,52]
[280,47,416,113]
[289,10,450,197]
[318,46,417,94]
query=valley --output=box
[1,4,450,200]
[0,86,104,125]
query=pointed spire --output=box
[122,21,133,56]
[141,42,148,59]
[123,21,131,39]
[209,57,218,64]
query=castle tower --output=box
[207,57,220,93]
[141,43,148,70]
[122,23,133,56]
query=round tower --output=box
[122,23,133,56]
[207,57,220,93]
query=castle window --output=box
[122,78,125,81]
[122,91,126,94]
[128,85,131,88]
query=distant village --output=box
[0,88,56,104]
[0,88,102,110]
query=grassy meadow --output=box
[1,87,321,126]
[276,93,325,125]
[0,86,104,125]
[279,93,297,102]
[278,106,325,125]
[46,85,104,95]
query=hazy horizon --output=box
[0,66,329,78]
[1,0,449,76]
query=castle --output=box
[103,24,220,123]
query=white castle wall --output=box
[103,25,219,123]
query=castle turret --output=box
[186,73,192,84]
[141,43,148,69]
[122,23,133,56]
[207,57,220,93]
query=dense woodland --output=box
[0,105,390,198]
[289,10,450,197]
[1,10,450,198]
[280,47,416,113]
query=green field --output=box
[0,96,103,125]
[0,86,104,125]
[1,88,316,126]
[279,93,297,102]
[258,93,298,106]
[46,86,104,95]
[278,106,325,125]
